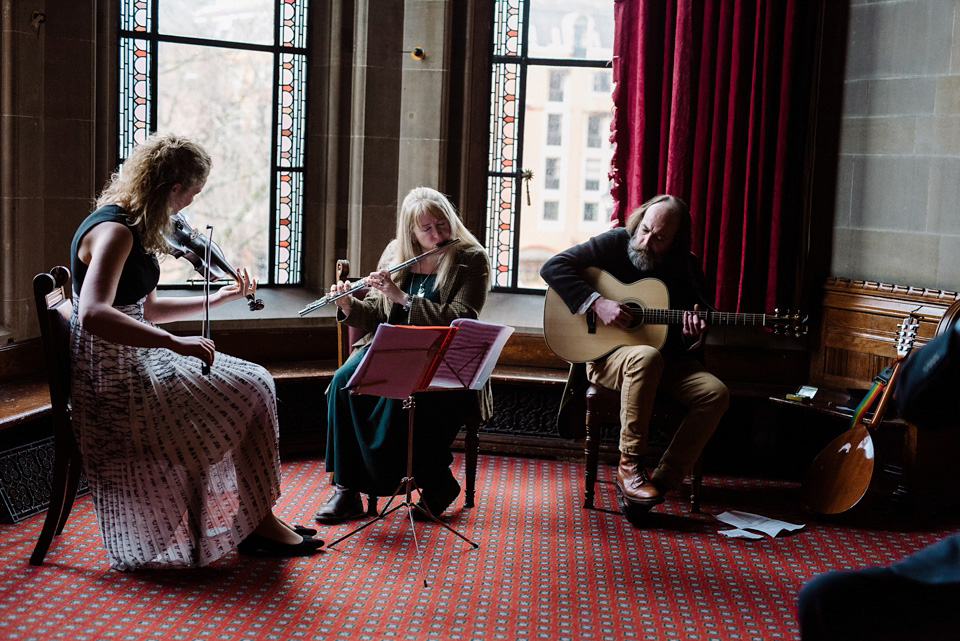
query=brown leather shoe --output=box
[615,454,664,507]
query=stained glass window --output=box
[118,0,308,286]
[486,0,613,290]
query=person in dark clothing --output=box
[314,187,492,525]
[540,194,729,517]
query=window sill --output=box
[161,289,549,335]
[161,287,340,332]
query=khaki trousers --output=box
[587,345,729,491]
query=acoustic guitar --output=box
[543,267,806,363]
[800,314,920,515]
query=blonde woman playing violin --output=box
[71,132,322,570]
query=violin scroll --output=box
[246,291,265,312]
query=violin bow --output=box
[202,225,213,375]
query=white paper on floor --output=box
[714,510,805,539]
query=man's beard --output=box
[628,239,660,271]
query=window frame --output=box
[485,0,611,293]
[117,0,309,287]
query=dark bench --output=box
[0,326,801,462]
[0,376,50,428]
[0,339,59,522]
[0,339,49,430]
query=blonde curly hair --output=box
[96,133,211,254]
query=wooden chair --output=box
[584,382,704,513]
[30,266,84,565]
[333,259,482,510]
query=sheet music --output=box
[427,319,515,391]
[344,324,452,399]
[714,511,805,538]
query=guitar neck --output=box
[640,309,772,327]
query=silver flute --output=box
[298,238,461,316]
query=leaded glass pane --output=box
[156,42,272,285]
[486,175,517,288]
[158,0,274,44]
[118,37,151,159]
[492,0,523,58]
[488,63,519,174]
[277,52,306,167]
[273,47,307,284]
[518,64,613,287]
[275,170,303,284]
[120,0,151,32]
[280,0,309,49]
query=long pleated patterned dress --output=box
[70,206,281,571]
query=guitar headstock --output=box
[769,309,809,337]
[896,314,921,358]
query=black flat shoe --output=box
[314,486,366,524]
[292,524,317,536]
[237,532,324,557]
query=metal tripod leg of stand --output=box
[325,394,478,586]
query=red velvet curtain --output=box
[610,0,817,313]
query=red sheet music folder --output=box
[344,320,514,399]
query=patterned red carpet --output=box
[1,454,957,641]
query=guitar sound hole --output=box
[625,301,645,331]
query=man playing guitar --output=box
[540,194,729,518]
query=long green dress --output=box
[326,273,471,496]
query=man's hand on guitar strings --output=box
[592,297,632,329]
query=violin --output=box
[165,212,264,311]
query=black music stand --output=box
[326,320,513,586]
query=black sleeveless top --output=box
[71,205,161,305]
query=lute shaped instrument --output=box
[800,314,920,515]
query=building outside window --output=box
[548,69,565,102]
[586,114,603,148]
[582,202,598,223]
[545,157,561,190]
[593,71,611,93]
[584,157,600,191]
[118,0,308,286]
[546,114,563,146]
[543,201,560,222]
[486,0,614,290]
